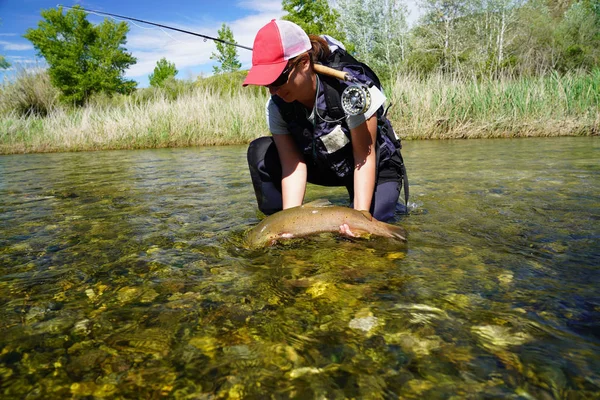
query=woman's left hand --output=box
[339,223,356,237]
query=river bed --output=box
[1,137,598,398]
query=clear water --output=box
[1,137,598,399]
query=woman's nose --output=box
[268,86,279,95]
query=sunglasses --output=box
[267,62,295,88]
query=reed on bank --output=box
[0,69,598,154]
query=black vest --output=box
[271,48,402,179]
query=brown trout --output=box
[246,199,407,248]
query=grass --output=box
[386,70,599,139]
[0,69,598,154]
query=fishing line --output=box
[57,4,253,51]
[82,8,186,47]
[56,4,372,115]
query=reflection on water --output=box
[1,137,598,398]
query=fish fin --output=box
[387,224,408,241]
[359,210,373,221]
[348,229,372,239]
[303,199,333,208]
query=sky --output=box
[0,0,420,87]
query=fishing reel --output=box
[341,84,371,116]
[313,64,372,116]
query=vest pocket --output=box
[320,125,350,154]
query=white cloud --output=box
[0,40,33,51]
[124,1,284,80]
[236,0,284,13]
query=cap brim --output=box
[242,60,288,87]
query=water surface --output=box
[1,137,598,398]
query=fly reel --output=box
[313,64,373,116]
[341,84,371,116]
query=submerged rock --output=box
[472,324,532,349]
[349,316,379,333]
[289,367,324,378]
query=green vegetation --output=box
[1,69,597,154]
[0,55,9,70]
[283,0,349,48]
[386,70,600,139]
[0,66,59,117]
[210,23,242,74]
[0,19,9,69]
[149,58,178,88]
[23,6,136,106]
[337,0,600,79]
[0,72,268,154]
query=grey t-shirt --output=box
[266,75,386,135]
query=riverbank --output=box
[1,70,598,154]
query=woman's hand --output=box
[339,223,356,237]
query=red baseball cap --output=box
[243,20,311,87]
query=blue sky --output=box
[0,0,419,87]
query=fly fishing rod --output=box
[57,4,371,115]
[57,4,253,51]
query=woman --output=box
[243,19,407,232]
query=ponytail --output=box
[308,34,330,64]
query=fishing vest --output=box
[271,47,403,180]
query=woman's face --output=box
[267,56,312,103]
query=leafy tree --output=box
[210,23,241,74]
[282,0,348,44]
[24,6,136,105]
[555,0,600,70]
[512,0,560,74]
[416,0,474,74]
[0,19,9,69]
[149,57,178,87]
[0,55,9,70]
[338,0,409,80]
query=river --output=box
[1,137,598,398]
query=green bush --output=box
[196,70,265,97]
[0,67,60,117]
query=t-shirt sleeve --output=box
[346,85,387,130]
[266,98,290,135]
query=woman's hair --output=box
[308,34,331,64]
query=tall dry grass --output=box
[1,69,598,154]
[0,67,60,117]
[0,87,270,153]
[386,70,599,138]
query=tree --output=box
[210,23,241,74]
[416,0,473,74]
[457,0,523,77]
[554,0,600,70]
[0,19,9,69]
[337,0,377,60]
[0,55,9,70]
[282,0,348,44]
[338,0,409,80]
[24,6,136,105]
[149,58,178,87]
